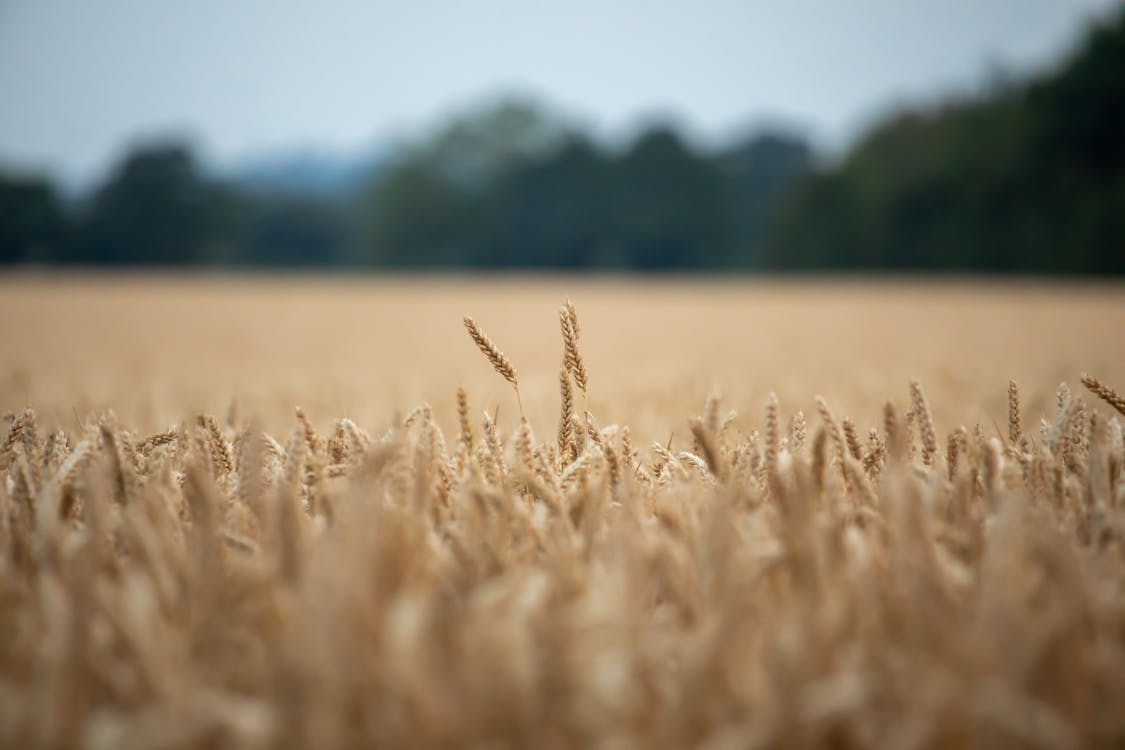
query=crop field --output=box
[1,274,1125,748]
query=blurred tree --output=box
[364,161,489,267]
[238,195,357,267]
[0,173,68,263]
[490,136,614,268]
[768,9,1125,273]
[613,126,739,269]
[719,132,812,266]
[363,98,574,267]
[420,98,574,189]
[76,143,236,265]
[366,117,749,270]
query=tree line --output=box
[768,10,1125,273]
[2,10,1122,273]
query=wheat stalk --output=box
[457,386,474,452]
[842,417,863,461]
[1008,380,1022,445]
[765,392,780,473]
[814,395,848,489]
[1081,373,1125,418]
[464,316,523,417]
[811,425,828,493]
[3,297,1124,749]
[788,410,806,455]
[689,417,724,481]
[137,428,178,457]
[864,427,885,475]
[198,414,233,476]
[560,299,589,423]
[295,406,322,457]
[558,365,574,462]
[910,380,937,466]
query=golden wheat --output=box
[0,290,1124,749]
[1083,372,1125,418]
[559,302,588,397]
[456,385,474,453]
[558,365,574,462]
[910,378,937,467]
[464,315,523,418]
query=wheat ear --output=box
[910,380,937,466]
[883,401,901,463]
[560,301,588,402]
[558,365,574,462]
[765,392,780,473]
[295,407,322,457]
[814,395,847,485]
[1081,373,1125,418]
[946,430,961,481]
[198,414,233,476]
[1008,380,1022,445]
[689,418,724,481]
[842,417,863,461]
[457,386,474,452]
[864,427,885,475]
[788,410,806,454]
[464,316,523,417]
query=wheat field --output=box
[2,274,1125,749]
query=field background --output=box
[3,274,1123,442]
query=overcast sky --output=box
[0,0,1117,185]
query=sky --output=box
[0,0,1118,186]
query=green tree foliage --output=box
[239,195,356,267]
[364,98,577,267]
[0,174,67,263]
[720,134,813,268]
[366,160,492,268]
[487,137,612,268]
[768,11,1125,273]
[365,114,787,270]
[72,144,237,265]
[611,127,739,270]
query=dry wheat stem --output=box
[558,365,574,462]
[765,392,780,472]
[842,417,863,461]
[457,386,474,452]
[1008,380,1022,445]
[464,315,523,418]
[1083,373,1125,418]
[910,379,937,466]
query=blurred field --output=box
[4,273,1125,748]
[2,273,1122,440]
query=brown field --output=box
[2,274,1125,749]
[3,274,1123,438]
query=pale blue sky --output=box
[0,0,1117,185]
